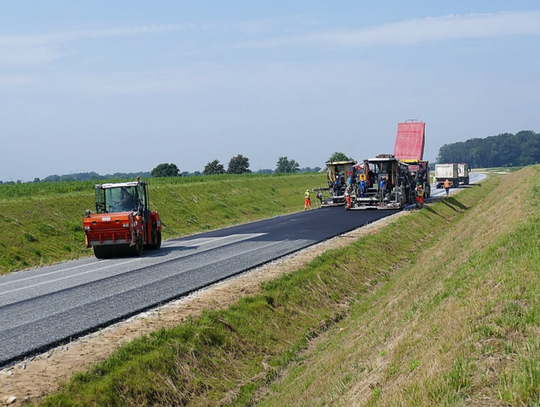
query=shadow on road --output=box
[145,244,200,257]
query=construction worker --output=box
[120,188,135,211]
[304,189,312,210]
[444,179,451,197]
[358,180,364,197]
[415,184,424,209]
[316,191,323,206]
[345,187,352,209]
[379,177,386,202]
[333,176,340,196]
[346,173,352,189]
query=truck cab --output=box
[400,159,431,198]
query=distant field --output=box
[472,167,522,173]
[0,173,326,274]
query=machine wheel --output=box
[93,245,110,259]
[150,225,162,250]
[146,225,162,250]
[93,245,121,259]
[153,230,162,249]
[132,235,143,257]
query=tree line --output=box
[152,153,352,178]
[437,130,540,168]
[0,154,323,184]
[5,128,540,184]
[152,155,318,177]
[0,171,152,185]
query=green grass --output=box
[12,167,540,406]
[31,167,526,406]
[473,166,523,173]
[0,173,325,274]
[256,166,540,406]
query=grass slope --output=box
[259,168,540,406]
[0,173,324,274]
[32,168,540,406]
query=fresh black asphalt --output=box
[0,206,394,367]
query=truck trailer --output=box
[457,163,470,185]
[435,164,459,188]
[393,120,430,196]
[393,120,425,161]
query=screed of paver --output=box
[0,212,407,403]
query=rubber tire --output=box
[153,230,162,250]
[132,235,143,257]
[93,245,110,259]
[146,227,162,250]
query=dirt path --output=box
[0,212,406,405]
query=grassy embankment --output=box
[32,167,540,406]
[0,173,324,274]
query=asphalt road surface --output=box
[0,172,485,368]
[427,172,485,200]
[0,206,395,367]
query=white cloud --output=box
[68,59,370,95]
[0,23,193,67]
[0,45,66,67]
[55,23,194,41]
[0,23,192,46]
[74,68,220,94]
[237,11,540,49]
[0,74,40,87]
[1,11,539,69]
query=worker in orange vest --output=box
[304,189,312,210]
[444,179,451,197]
[415,184,424,209]
[345,187,352,209]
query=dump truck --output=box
[83,178,162,258]
[435,163,459,188]
[316,160,358,206]
[350,154,415,210]
[392,120,430,196]
[457,163,470,185]
[400,159,431,198]
[393,120,425,161]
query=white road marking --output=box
[0,259,138,288]
[0,260,139,296]
[0,233,267,297]
[163,233,266,248]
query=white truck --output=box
[457,163,470,185]
[435,163,459,188]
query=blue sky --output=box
[1,1,539,181]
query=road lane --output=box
[0,206,393,367]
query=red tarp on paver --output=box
[393,121,425,161]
